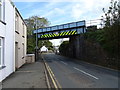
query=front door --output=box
[15,42,18,70]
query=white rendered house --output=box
[0,0,15,82]
[0,0,27,82]
[15,8,27,70]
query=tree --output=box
[59,41,69,55]
[25,16,52,54]
[38,40,53,50]
[101,0,120,57]
[25,16,50,36]
[102,0,120,27]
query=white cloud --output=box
[13,0,108,2]
[70,0,111,21]
[24,9,43,18]
[50,38,69,46]
[81,0,93,10]
[18,3,34,11]
[22,0,111,21]
[50,39,62,46]
[54,8,65,14]
[71,3,83,20]
[43,8,65,17]
[44,1,58,8]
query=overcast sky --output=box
[14,0,112,46]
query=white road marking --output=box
[61,61,68,65]
[73,67,99,80]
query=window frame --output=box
[15,13,19,33]
[0,37,3,67]
[22,22,25,37]
[0,0,2,20]
[22,43,25,59]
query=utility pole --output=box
[35,18,38,61]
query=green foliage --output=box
[27,36,35,54]
[85,0,120,58]
[59,41,69,55]
[102,0,120,27]
[102,24,119,57]
[87,26,97,32]
[102,0,120,57]
[84,30,105,44]
[25,16,50,36]
[25,16,53,54]
[39,40,53,50]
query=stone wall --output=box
[62,35,119,70]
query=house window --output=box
[22,23,25,37]
[0,37,3,67]
[15,13,19,32]
[0,0,5,23]
[0,0,2,20]
[22,43,24,58]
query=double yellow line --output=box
[42,56,62,90]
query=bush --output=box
[59,41,69,55]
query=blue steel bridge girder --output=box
[33,20,86,40]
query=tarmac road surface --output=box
[42,53,119,88]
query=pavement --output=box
[42,53,119,88]
[1,60,47,89]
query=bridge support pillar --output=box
[69,35,85,59]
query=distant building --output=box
[40,46,48,53]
